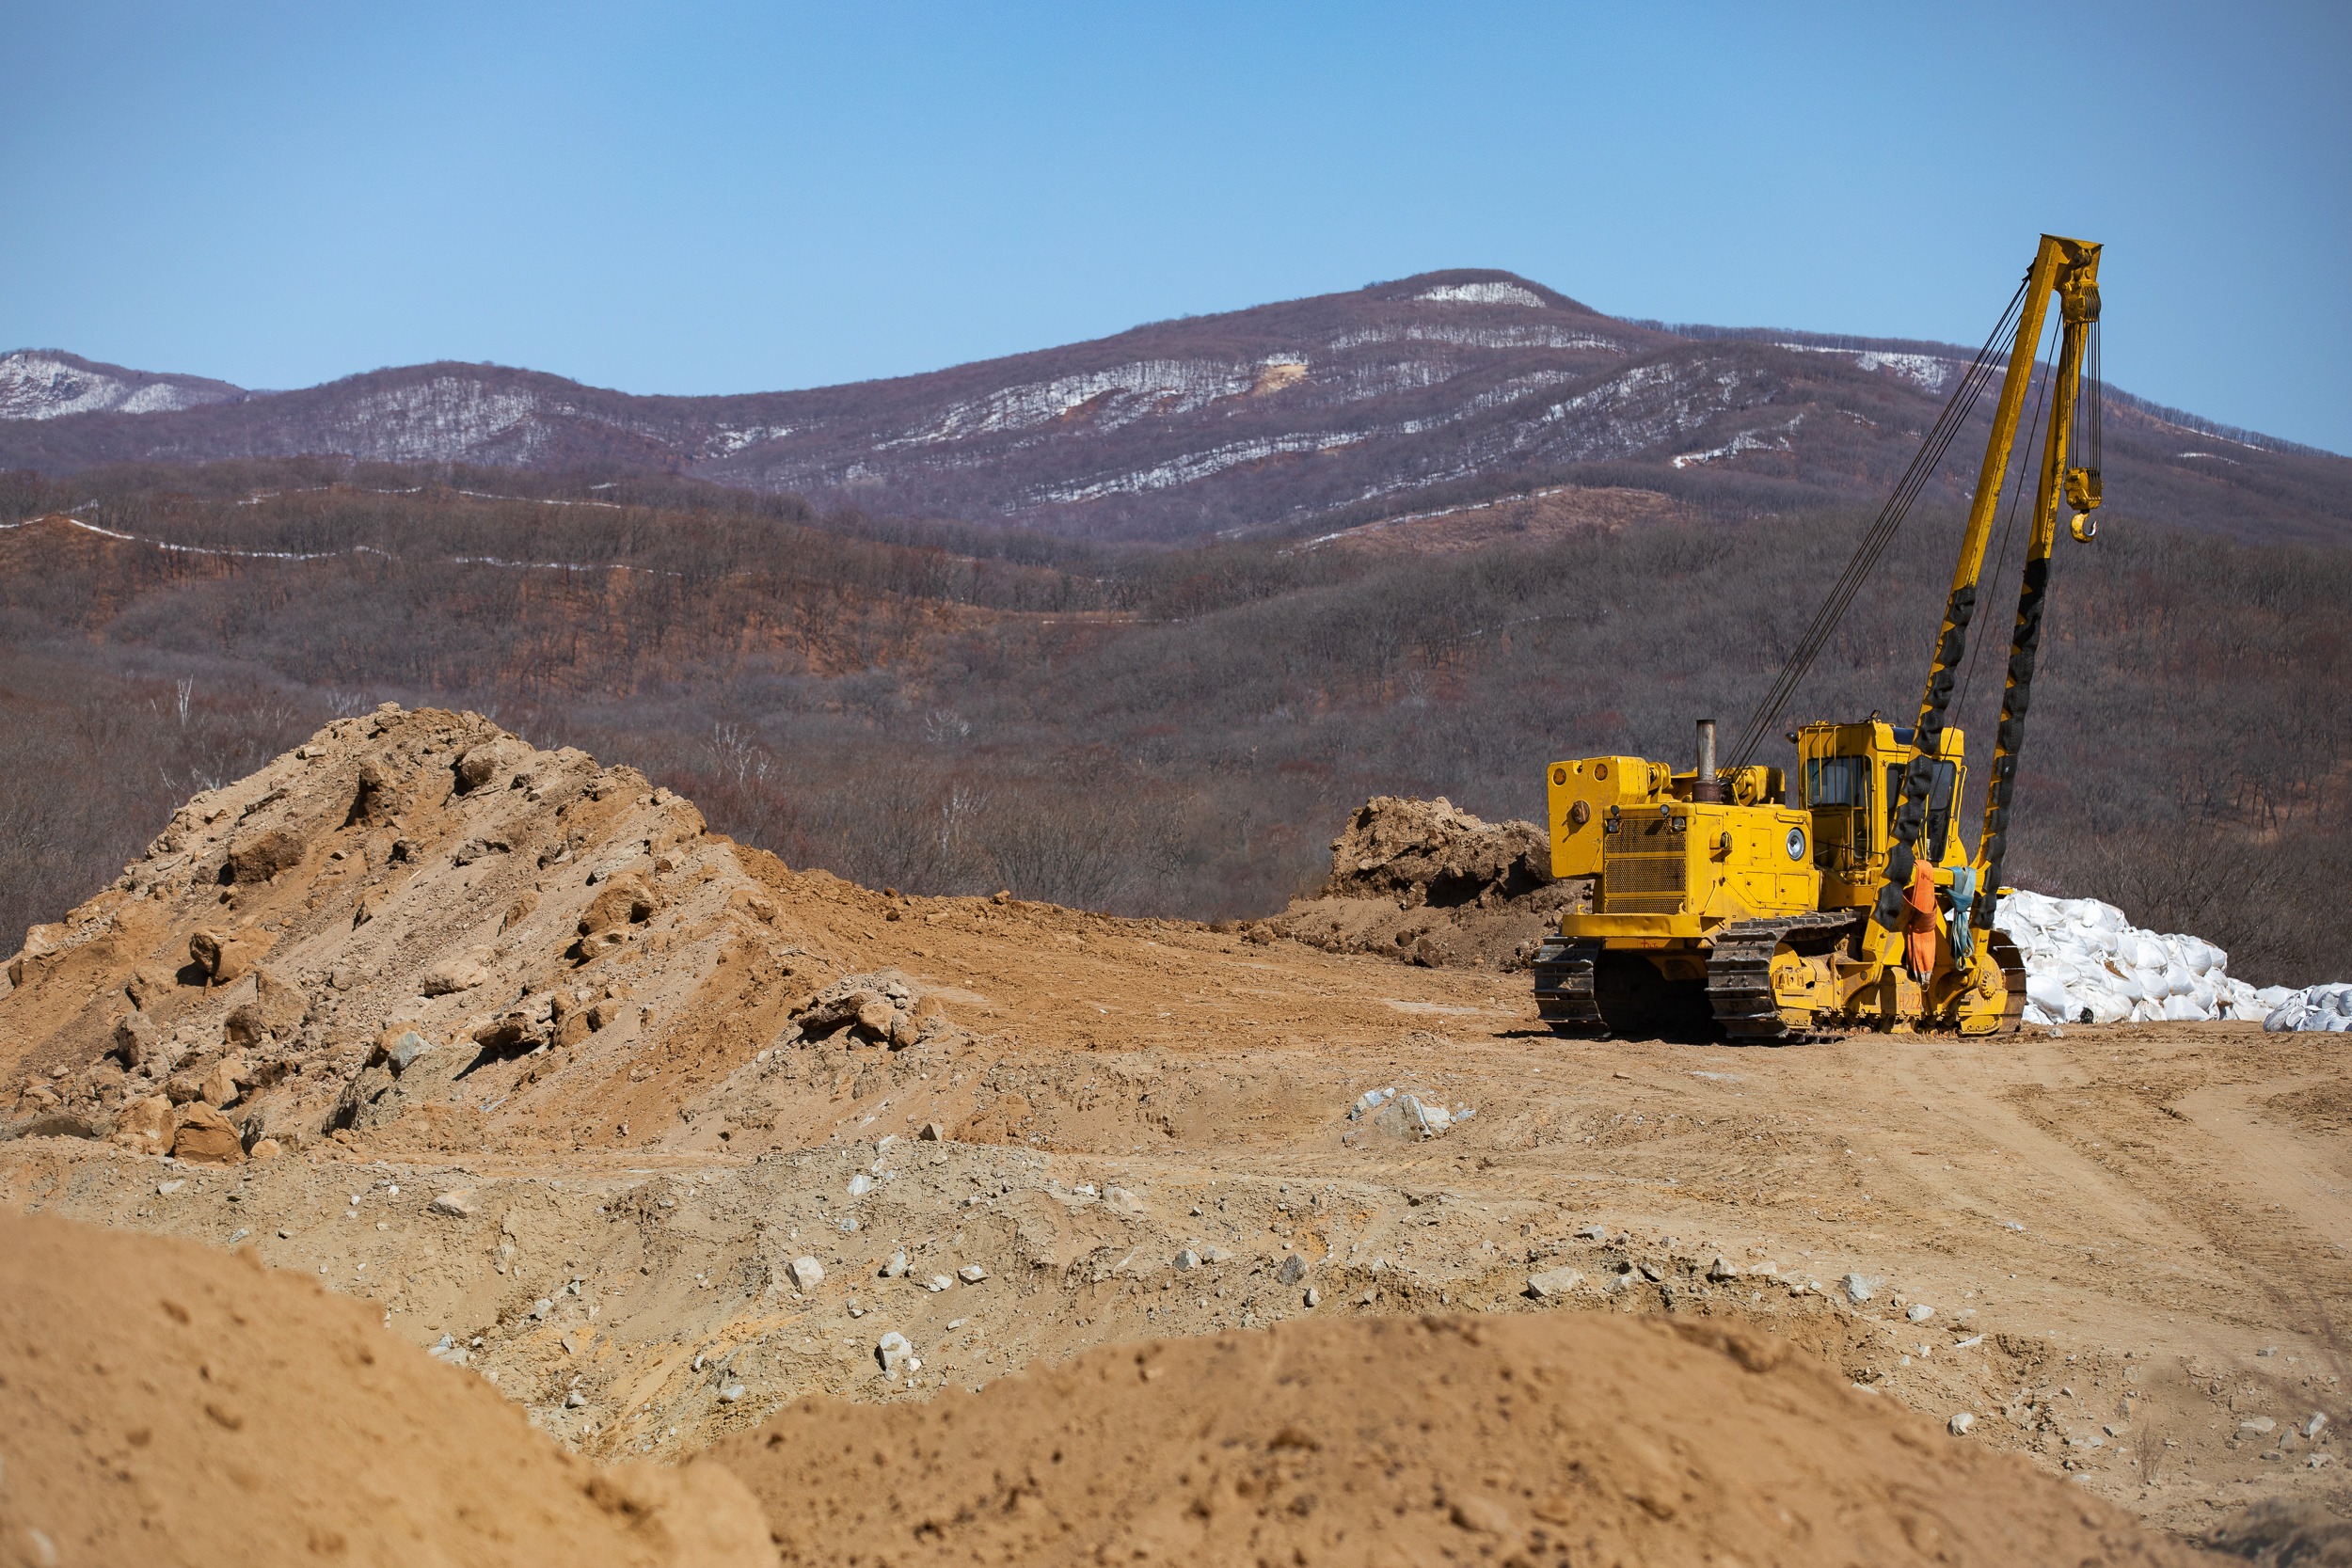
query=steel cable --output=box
[1726,273,2033,770]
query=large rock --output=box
[189,928,263,986]
[115,1093,173,1153]
[421,950,493,996]
[226,828,308,884]
[170,1101,245,1164]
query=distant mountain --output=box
[0,350,246,421]
[7,271,2347,544]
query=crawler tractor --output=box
[1534,234,2105,1040]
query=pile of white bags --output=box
[1991,889,2269,1027]
[2259,983,2352,1033]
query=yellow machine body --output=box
[1533,233,2105,1043]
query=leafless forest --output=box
[4,459,2344,984]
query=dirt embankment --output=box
[723,1310,2201,1567]
[0,1209,770,1568]
[0,1204,2209,1568]
[1264,794,1584,968]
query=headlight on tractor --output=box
[1786,827,1806,861]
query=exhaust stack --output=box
[1692,719,1723,802]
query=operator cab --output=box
[1794,720,1965,909]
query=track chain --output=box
[1532,939,1604,1036]
[1706,911,1866,1045]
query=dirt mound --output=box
[1265,795,1584,968]
[0,1209,768,1567]
[0,704,839,1162]
[714,1312,2196,1568]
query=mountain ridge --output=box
[8,269,2347,544]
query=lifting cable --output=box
[1725,272,2034,771]
[1953,309,2060,721]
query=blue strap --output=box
[1948,865,1977,961]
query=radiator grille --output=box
[1603,838,1687,914]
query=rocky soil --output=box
[3,714,2346,1560]
[1263,794,1584,969]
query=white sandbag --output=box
[2026,973,2070,1016]
[2262,983,2352,1032]
[2161,992,2204,1022]
[2082,989,2132,1025]
[2020,1003,2055,1027]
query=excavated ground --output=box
[2,710,2345,1560]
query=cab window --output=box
[1804,756,1871,809]
[1884,760,1959,862]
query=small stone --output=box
[430,1190,478,1218]
[918,1121,946,1141]
[882,1251,909,1279]
[1278,1254,1308,1286]
[719,1384,746,1402]
[564,1390,586,1408]
[1949,1413,1977,1436]
[788,1256,825,1291]
[957,1264,987,1284]
[1449,1495,1514,1534]
[2257,1346,2278,1357]
[156,1180,185,1196]
[1174,1249,1200,1271]
[2304,1413,2329,1440]
[924,1275,952,1292]
[1304,1288,1321,1307]
[1575,1223,1610,1242]
[532,1298,554,1320]
[1840,1273,1881,1305]
[247,1138,280,1162]
[1906,1303,1934,1323]
[1707,1257,1740,1281]
[877,1332,914,1374]
[1200,1246,1233,1265]
[2239,1417,2277,1435]
[1526,1267,1583,1300]
[848,1173,876,1198]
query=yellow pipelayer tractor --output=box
[1534,234,2105,1040]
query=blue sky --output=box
[5,2,2346,451]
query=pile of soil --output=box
[0,1209,769,1567]
[1265,795,1584,969]
[0,704,838,1163]
[714,1312,2198,1567]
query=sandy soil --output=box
[0,1209,769,1567]
[714,1312,2197,1567]
[2,713,2345,1559]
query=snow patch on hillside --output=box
[0,352,230,420]
[1772,342,1958,392]
[1415,281,1547,309]
[894,357,1303,447]
[1672,416,1802,468]
[1331,325,1622,354]
[323,377,552,463]
[1037,432,1365,504]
